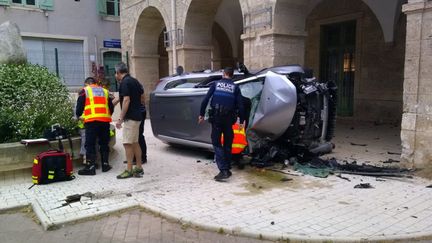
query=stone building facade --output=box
[0,0,122,89]
[401,1,432,167]
[120,0,432,168]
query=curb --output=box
[0,203,28,214]
[3,195,432,242]
[136,202,432,243]
[50,203,140,229]
[31,199,53,230]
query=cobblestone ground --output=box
[1,122,432,242]
[0,209,272,243]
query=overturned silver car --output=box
[150,65,337,164]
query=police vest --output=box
[83,85,112,123]
[221,123,248,154]
[211,80,236,111]
[231,123,247,154]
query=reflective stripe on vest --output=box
[231,123,247,154]
[221,123,248,154]
[83,85,112,123]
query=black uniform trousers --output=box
[85,121,110,164]
[138,111,147,161]
[211,117,234,172]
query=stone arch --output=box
[131,5,169,107]
[212,22,234,70]
[302,0,406,167]
[304,0,406,123]
[133,6,168,57]
[300,0,405,42]
[179,0,245,71]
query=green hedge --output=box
[0,63,76,143]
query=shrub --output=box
[0,63,76,143]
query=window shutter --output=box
[97,0,107,16]
[38,0,54,10]
[0,0,10,6]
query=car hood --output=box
[247,71,297,145]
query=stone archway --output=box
[303,0,405,43]
[212,22,234,70]
[132,6,169,105]
[304,0,405,123]
[179,0,244,71]
[303,0,406,164]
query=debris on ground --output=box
[383,159,400,164]
[196,160,201,163]
[251,183,263,189]
[280,177,293,182]
[354,183,374,189]
[426,184,432,188]
[294,160,331,178]
[51,192,94,210]
[336,174,351,182]
[274,157,413,179]
[267,168,301,177]
[350,142,367,146]
[387,151,401,155]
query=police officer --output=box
[198,67,245,181]
[76,77,114,175]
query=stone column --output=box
[130,54,160,108]
[242,29,307,70]
[176,45,212,71]
[401,0,432,168]
[241,0,308,70]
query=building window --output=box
[106,0,120,16]
[12,0,35,5]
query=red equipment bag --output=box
[31,124,75,185]
[32,150,74,185]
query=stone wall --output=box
[305,0,405,123]
[120,0,405,123]
[120,0,432,168]
[401,0,432,167]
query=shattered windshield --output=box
[239,79,264,99]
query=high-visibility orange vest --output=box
[221,123,248,154]
[83,84,112,123]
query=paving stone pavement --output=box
[0,209,271,243]
[1,122,432,242]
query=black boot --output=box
[101,152,112,172]
[102,163,111,172]
[214,170,231,181]
[78,161,96,176]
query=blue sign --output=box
[103,39,121,48]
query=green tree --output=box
[0,63,76,143]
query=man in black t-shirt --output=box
[114,62,145,179]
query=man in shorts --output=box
[114,62,144,179]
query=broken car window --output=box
[164,78,208,90]
[239,79,264,99]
